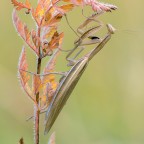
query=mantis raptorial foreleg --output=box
[76,11,104,36]
[65,12,106,66]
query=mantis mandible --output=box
[44,21,115,134]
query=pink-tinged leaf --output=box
[31,30,41,49]
[42,31,64,57]
[11,0,31,11]
[48,32,64,49]
[48,132,55,144]
[18,47,34,102]
[42,50,59,100]
[89,1,118,12]
[54,4,74,14]
[18,47,29,83]
[43,50,60,74]
[42,13,63,27]
[42,27,57,39]
[62,0,83,6]
[24,24,31,41]
[32,75,42,95]
[33,0,51,21]
[12,10,39,56]
[40,82,57,107]
[62,0,117,12]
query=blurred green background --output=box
[1,0,144,144]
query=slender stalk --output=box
[34,25,42,144]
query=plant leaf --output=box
[48,32,64,50]
[42,50,60,102]
[42,27,57,39]
[18,46,33,99]
[32,74,42,95]
[48,132,55,144]
[55,4,74,14]
[11,0,31,11]
[12,10,39,55]
[42,13,63,27]
[61,0,117,12]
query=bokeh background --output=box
[1,0,144,144]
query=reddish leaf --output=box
[61,0,117,12]
[12,10,39,55]
[89,1,117,12]
[42,50,59,91]
[11,0,31,11]
[43,50,60,74]
[48,32,64,50]
[24,24,31,41]
[42,27,57,39]
[31,30,41,49]
[44,11,52,23]
[48,132,55,144]
[42,13,63,27]
[42,31,64,56]
[18,47,29,84]
[18,47,33,99]
[34,0,51,19]
[55,4,74,14]
[35,2,44,17]
[32,75,42,94]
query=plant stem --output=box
[34,24,42,144]
[34,57,41,144]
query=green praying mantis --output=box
[44,12,116,134]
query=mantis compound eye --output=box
[88,36,100,40]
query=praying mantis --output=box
[44,11,116,134]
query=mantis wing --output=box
[44,58,88,134]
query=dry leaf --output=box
[12,10,38,55]
[42,13,63,27]
[48,132,55,144]
[32,75,42,94]
[48,32,64,50]
[11,0,31,11]
[42,50,60,99]
[55,4,74,14]
[18,47,33,98]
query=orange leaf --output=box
[18,47,33,97]
[55,4,74,14]
[42,27,57,39]
[48,133,55,144]
[41,50,60,105]
[25,0,31,8]
[32,75,42,94]
[48,32,64,50]
[62,0,70,2]
[35,0,51,18]
[11,0,31,11]
[44,11,52,23]
[24,24,31,41]
[12,10,38,55]
[35,2,44,17]
[42,13,63,27]
[42,50,60,84]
